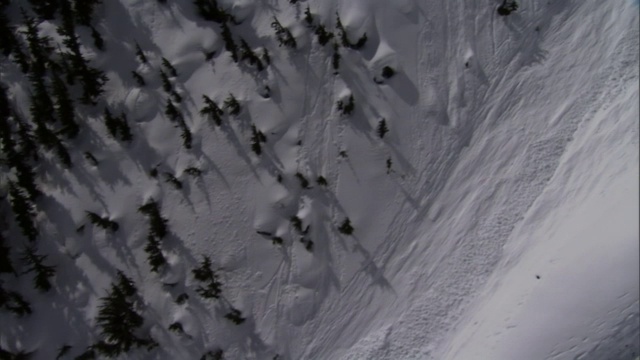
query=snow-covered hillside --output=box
[0,0,637,359]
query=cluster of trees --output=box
[271,17,296,49]
[138,200,169,272]
[336,94,355,116]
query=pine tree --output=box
[21,244,56,292]
[144,235,166,273]
[200,349,224,360]
[332,42,340,72]
[14,112,39,162]
[86,211,119,232]
[73,0,102,27]
[161,57,177,77]
[90,26,104,51]
[271,17,296,49]
[315,25,334,46]
[376,118,388,138]
[261,48,270,66]
[132,71,145,86]
[165,100,180,122]
[160,70,172,92]
[134,42,147,63]
[250,125,262,155]
[381,66,395,79]
[193,0,231,23]
[0,233,14,274]
[28,0,60,20]
[117,112,133,142]
[497,0,518,16]
[220,22,238,62]
[192,255,222,299]
[163,172,182,189]
[200,95,223,126]
[338,217,354,235]
[8,182,38,241]
[294,173,309,189]
[336,95,354,116]
[51,72,79,139]
[170,90,182,104]
[184,167,202,177]
[177,119,192,150]
[0,9,18,56]
[0,285,32,316]
[223,93,240,115]
[303,6,313,26]
[94,270,157,357]
[138,200,169,239]
[239,39,264,71]
[103,108,120,139]
[316,176,328,186]
[224,307,245,325]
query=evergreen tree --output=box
[28,0,60,20]
[239,39,263,71]
[165,100,180,122]
[332,42,340,72]
[90,26,104,51]
[14,112,39,162]
[303,6,313,26]
[134,42,147,63]
[12,43,31,74]
[270,17,296,49]
[200,95,223,126]
[163,172,182,189]
[376,118,388,138]
[223,93,240,115]
[144,235,166,273]
[314,25,334,46]
[160,70,172,92]
[250,125,263,155]
[338,217,354,235]
[73,0,102,26]
[21,11,53,78]
[161,57,177,77]
[0,285,32,316]
[86,211,119,232]
[224,307,245,325]
[192,255,222,299]
[0,9,18,56]
[21,244,56,292]
[294,173,309,189]
[316,176,328,186]
[336,95,354,115]
[78,66,108,105]
[94,271,157,357]
[117,112,133,142]
[51,72,79,139]
[0,233,14,274]
[381,66,395,79]
[193,0,231,23]
[8,182,38,241]
[261,48,270,66]
[170,90,182,104]
[132,71,145,86]
[497,0,518,16]
[138,200,169,239]
[220,22,238,62]
[177,119,192,150]
[200,349,224,360]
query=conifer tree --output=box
[8,182,38,241]
[90,26,104,51]
[294,173,309,189]
[271,17,296,49]
[338,217,354,235]
[73,0,102,27]
[303,6,313,26]
[192,255,222,299]
[193,0,230,23]
[170,90,182,104]
[224,307,245,325]
[250,125,263,155]
[376,118,388,139]
[220,22,238,62]
[239,39,264,71]
[159,70,172,92]
[223,93,240,115]
[0,285,31,316]
[200,95,223,126]
[261,48,270,66]
[332,42,340,72]
[86,211,119,232]
[144,235,166,273]
[177,119,192,150]
[0,233,14,275]
[52,73,79,139]
[165,99,180,122]
[0,9,18,56]
[21,244,56,292]
[134,42,147,63]
[14,112,39,162]
[132,71,145,86]
[94,270,157,357]
[200,349,224,360]
[336,95,354,115]
[161,57,177,77]
[138,200,169,239]
[28,0,60,20]
[163,172,183,189]
[315,25,334,46]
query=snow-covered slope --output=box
[0,0,637,359]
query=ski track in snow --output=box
[0,0,637,359]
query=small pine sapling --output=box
[304,6,313,26]
[200,349,224,360]
[290,216,303,233]
[295,173,310,188]
[338,218,354,235]
[381,66,395,79]
[160,70,172,92]
[86,211,119,232]
[90,26,104,51]
[315,25,334,46]
[84,152,99,166]
[184,167,202,177]
[223,93,241,115]
[386,157,393,174]
[168,322,184,334]
[134,42,147,63]
[332,42,340,72]
[192,255,223,299]
[271,236,283,245]
[175,293,189,304]
[497,0,518,16]
[376,118,389,138]
[163,172,182,189]
[132,71,145,86]
[224,307,245,325]
[261,48,271,65]
[56,345,72,360]
[161,57,178,77]
[21,245,56,292]
[144,235,166,273]
[316,176,328,186]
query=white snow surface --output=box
[1,0,638,359]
